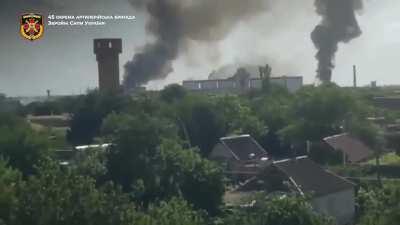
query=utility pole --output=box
[353,65,357,88]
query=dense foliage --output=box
[0,159,207,225]
[0,83,399,225]
[223,195,333,225]
[66,90,130,145]
[0,114,50,175]
[358,182,400,225]
[103,113,224,214]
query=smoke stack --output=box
[123,0,268,91]
[353,65,357,88]
[311,0,363,83]
[94,38,122,92]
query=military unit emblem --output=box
[20,13,44,41]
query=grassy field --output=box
[366,153,400,166]
[30,121,70,149]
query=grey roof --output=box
[273,157,354,197]
[373,97,400,110]
[324,133,374,163]
[220,135,268,161]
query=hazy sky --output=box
[0,0,399,96]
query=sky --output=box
[0,0,399,97]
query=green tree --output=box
[103,113,178,194]
[358,183,400,225]
[103,113,224,214]
[278,84,377,160]
[159,140,225,214]
[215,96,267,140]
[223,195,333,225]
[1,158,208,225]
[160,84,187,103]
[0,95,23,115]
[385,132,400,155]
[9,159,139,225]
[177,95,226,156]
[0,160,21,224]
[250,91,293,156]
[25,101,62,116]
[73,147,108,180]
[280,84,354,143]
[0,114,50,175]
[145,198,206,225]
[67,90,129,145]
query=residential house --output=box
[324,133,374,165]
[209,135,270,178]
[231,156,356,225]
[273,157,356,225]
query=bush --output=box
[223,195,333,225]
[3,159,208,225]
[0,114,50,175]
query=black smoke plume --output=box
[124,0,267,89]
[311,0,363,83]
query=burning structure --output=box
[311,0,363,83]
[92,1,364,91]
[123,0,268,92]
[182,68,303,93]
[94,38,122,92]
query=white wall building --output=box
[182,76,303,93]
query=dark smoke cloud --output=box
[3,0,89,12]
[1,0,115,22]
[311,0,363,83]
[124,0,268,89]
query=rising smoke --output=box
[124,0,268,89]
[311,0,363,83]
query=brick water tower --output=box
[93,38,122,92]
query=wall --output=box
[182,76,303,93]
[311,189,355,225]
[209,143,235,162]
[280,76,303,92]
[249,79,262,89]
[181,80,201,90]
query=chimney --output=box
[353,65,357,88]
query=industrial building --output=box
[182,75,303,93]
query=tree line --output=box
[0,83,399,225]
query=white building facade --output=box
[182,76,303,93]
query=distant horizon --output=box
[7,80,400,99]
